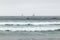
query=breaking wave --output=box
[0,22,60,26]
[0,22,60,32]
[0,27,60,32]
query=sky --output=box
[0,0,60,16]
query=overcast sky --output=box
[0,0,60,16]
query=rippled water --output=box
[0,20,60,40]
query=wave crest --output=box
[0,27,60,32]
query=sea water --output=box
[0,20,60,40]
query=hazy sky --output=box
[0,0,60,16]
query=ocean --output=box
[0,16,60,40]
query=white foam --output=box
[0,22,60,26]
[0,21,60,31]
[0,26,60,31]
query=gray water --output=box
[0,31,60,40]
[0,20,60,40]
